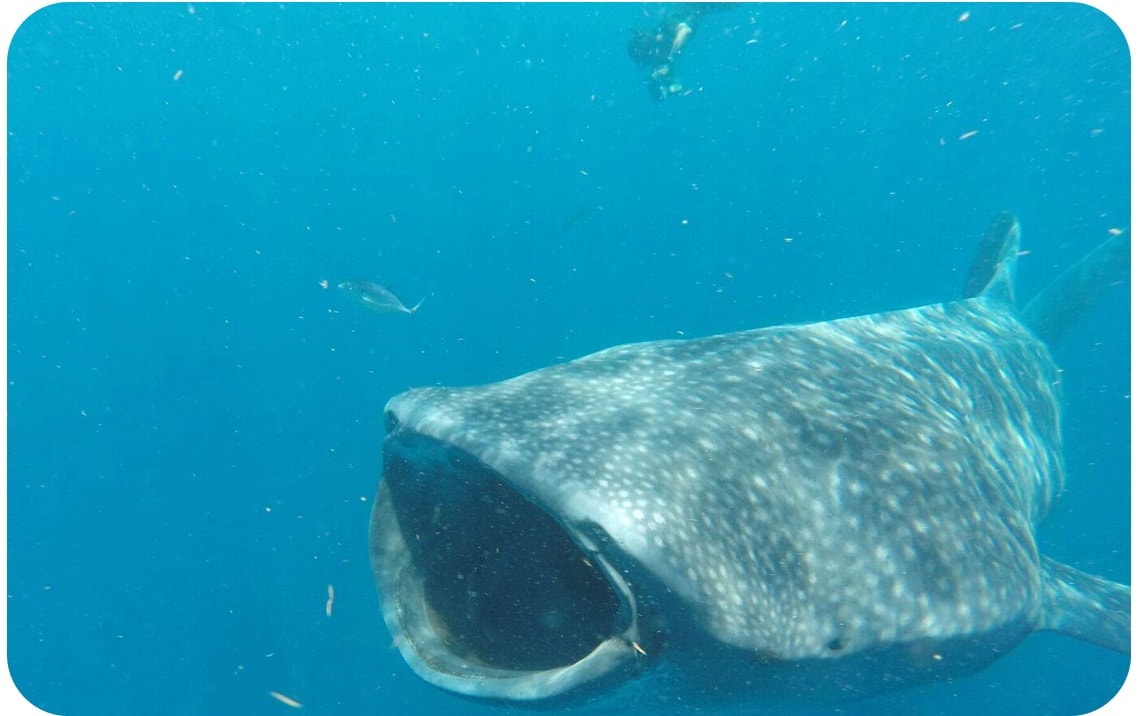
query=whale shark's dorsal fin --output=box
[1021,230,1130,345]
[964,211,1021,304]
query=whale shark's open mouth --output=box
[369,428,642,701]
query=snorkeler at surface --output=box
[628,3,726,100]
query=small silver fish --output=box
[338,280,424,315]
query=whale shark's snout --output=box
[370,425,645,702]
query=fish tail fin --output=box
[1038,555,1131,653]
[408,297,425,314]
[1020,230,1129,344]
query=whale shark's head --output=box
[371,335,855,703]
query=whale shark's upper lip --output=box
[370,426,644,702]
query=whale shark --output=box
[368,214,1129,706]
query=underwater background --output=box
[5,3,1130,715]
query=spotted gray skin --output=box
[369,218,1129,705]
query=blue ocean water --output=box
[4,3,1130,715]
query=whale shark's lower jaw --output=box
[369,428,644,702]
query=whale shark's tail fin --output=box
[1039,556,1131,653]
[1020,230,1130,345]
[964,211,1021,304]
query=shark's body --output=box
[369,216,1129,705]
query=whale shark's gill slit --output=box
[384,444,623,672]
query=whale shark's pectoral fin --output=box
[1039,556,1131,653]
[1021,231,1130,344]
